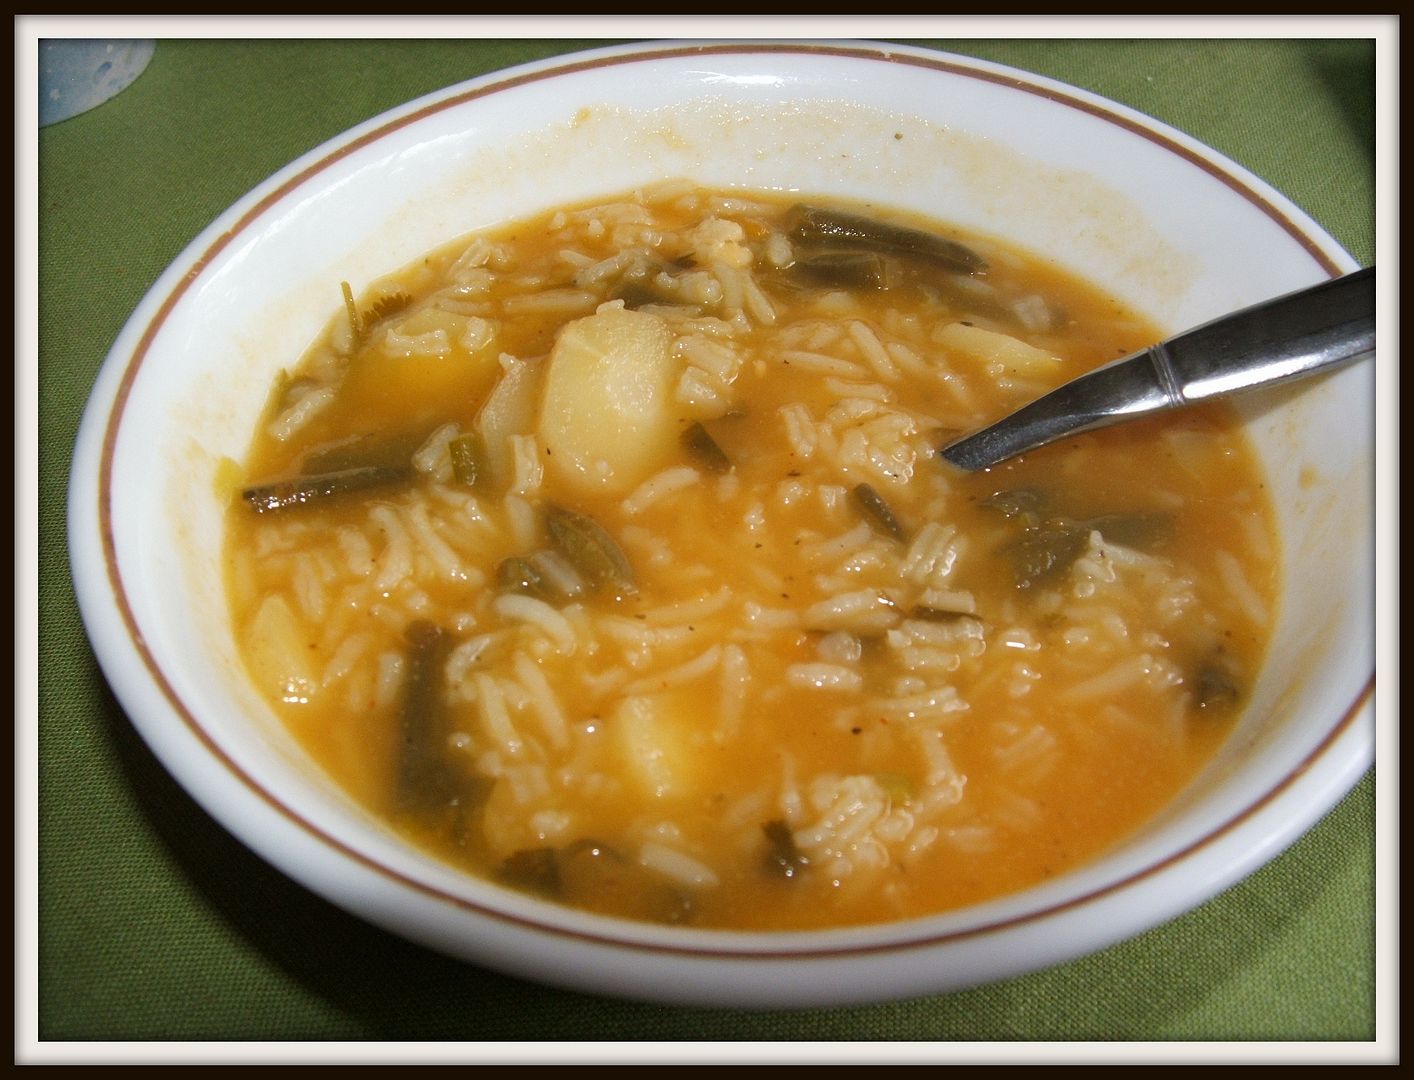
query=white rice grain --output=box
[625,645,723,694]
[848,320,899,381]
[1214,548,1270,628]
[642,586,733,625]
[370,506,413,593]
[373,651,404,712]
[779,349,869,378]
[492,594,578,654]
[638,842,720,888]
[413,422,460,476]
[786,663,864,692]
[267,384,336,442]
[804,590,900,633]
[676,334,741,381]
[474,672,524,759]
[622,466,701,516]
[511,651,569,750]
[405,503,468,581]
[718,643,749,737]
[501,288,599,316]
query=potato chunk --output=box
[611,694,698,801]
[933,321,1060,375]
[539,306,681,497]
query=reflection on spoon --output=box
[939,266,1375,472]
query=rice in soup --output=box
[224,185,1277,930]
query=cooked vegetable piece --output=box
[558,841,696,924]
[762,819,809,880]
[448,432,484,486]
[538,306,681,497]
[985,492,1172,587]
[545,505,637,597]
[1003,522,1091,590]
[476,356,543,491]
[1083,511,1173,550]
[609,694,706,800]
[362,289,414,329]
[612,281,668,310]
[395,620,461,814]
[852,482,907,541]
[341,280,362,343]
[302,429,429,474]
[1193,659,1242,713]
[244,594,317,703]
[682,421,732,473]
[791,251,891,290]
[933,321,1061,374]
[785,204,986,275]
[496,556,551,600]
[981,487,1047,522]
[241,464,413,514]
[341,280,415,346]
[498,847,560,897]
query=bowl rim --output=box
[68,38,1374,992]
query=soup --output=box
[224,184,1277,930]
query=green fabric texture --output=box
[35,37,1377,1049]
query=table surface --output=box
[30,34,1382,1059]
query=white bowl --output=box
[68,40,1374,1008]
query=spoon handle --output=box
[939,266,1375,471]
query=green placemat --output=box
[31,33,1382,1057]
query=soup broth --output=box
[225,184,1277,930]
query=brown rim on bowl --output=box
[94,41,1369,959]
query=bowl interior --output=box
[75,42,1374,1001]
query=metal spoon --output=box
[939,266,1375,471]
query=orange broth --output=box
[225,185,1277,930]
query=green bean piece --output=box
[612,281,663,310]
[791,251,891,290]
[448,432,484,487]
[682,421,732,474]
[785,204,987,275]
[762,819,809,881]
[395,621,462,815]
[301,428,429,474]
[852,482,907,542]
[545,506,638,598]
[498,847,561,898]
[557,840,696,924]
[241,464,413,514]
